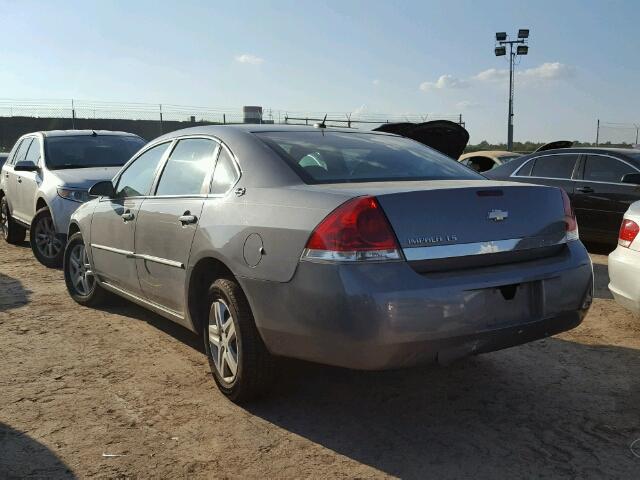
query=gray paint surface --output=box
[70,125,593,369]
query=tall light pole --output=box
[494,29,530,151]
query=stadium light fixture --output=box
[494,28,530,151]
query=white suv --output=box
[0,130,145,267]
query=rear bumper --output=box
[608,246,640,315]
[242,241,593,370]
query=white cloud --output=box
[235,54,264,65]
[351,104,368,117]
[456,100,480,110]
[474,68,508,82]
[419,74,468,91]
[372,79,380,86]
[474,62,574,83]
[520,62,575,80]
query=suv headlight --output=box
[57,187,90,203]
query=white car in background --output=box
[608,201,640,314]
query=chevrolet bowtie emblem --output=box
[488,209,509,222]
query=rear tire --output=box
[1,197,26,244]
[203,278,276,403]
[64,232,110,306]
[30,208,65,268]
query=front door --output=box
[90,141,171,294]
[15,136,43,224]
[134,137,218,314]
[7,137,33,223]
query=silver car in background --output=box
[64,125,593,402]
[0,130,145,267]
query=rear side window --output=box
[583,155,636,183]
[155,138,218,196]
[210,147,240,195]
[24,138,41,164]
[256,131,482,184]
[115,142,169,198]
[530,154,578,179]
[514,158,535,176]
[11,138,32,165]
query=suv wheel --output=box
[204,278,276,403]
[64,232,110,306]
[0,197,26,244]
[30,207,65,268]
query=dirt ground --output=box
[0,239,639,479]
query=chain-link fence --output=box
[595,120,640,147]
[0,99,463,151]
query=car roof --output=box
[23,130,143,138]
[523,146,639,156]
[460,150,519,159]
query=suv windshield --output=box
[256,131,482,184]
[45,135,146,170]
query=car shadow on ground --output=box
[247,339,640,478]
[0,422,76,478]
[98,298,203,353]
[0,272,32,312]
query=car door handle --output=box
[178,213,197,225]
[576,186,594,193]
[121,211,135,222]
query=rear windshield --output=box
[256,131,483,184]
[45,135,146,170]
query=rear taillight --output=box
[619,219,639,248]
[302,196,402,262]
[561,190,579,241]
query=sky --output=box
[1,0,639,143]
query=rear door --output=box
[15,136,43,223]
[573,154,640,241]
[90,141,171,294]
[134,137,219,314]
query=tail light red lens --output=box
[561,190,579,241]
[618,219,639,248]
[302,196,402,262]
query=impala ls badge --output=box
[488,209,509,222]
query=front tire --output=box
[1,197,26,244]
[30,207,65,268]
[64,232,110,306]
[203,278,276,403]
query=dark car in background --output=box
[485,147,640,244]
[0,153,8,169]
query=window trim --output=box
[207,143,242,197]
[578,153,640,186]
[511,152,581,180]
[110,140,175,200]
[151,136,221,199]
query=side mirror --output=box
[621,173,640,185]
[89,181,115,198]
[14,160,38,172]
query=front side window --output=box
[155,138,218,196]
[256,131,482,184]
[115,142,170,198]
[529,154,578,179]
[583,155,636,183]
[45,135,146,170]
[24,137,41,164]
[11,138,32,165]
[210,147,240,194]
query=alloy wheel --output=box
[34,215,63,258]
[208,299,239,384]
[68,243,95,296]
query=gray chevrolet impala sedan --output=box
[64,125,593,402]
